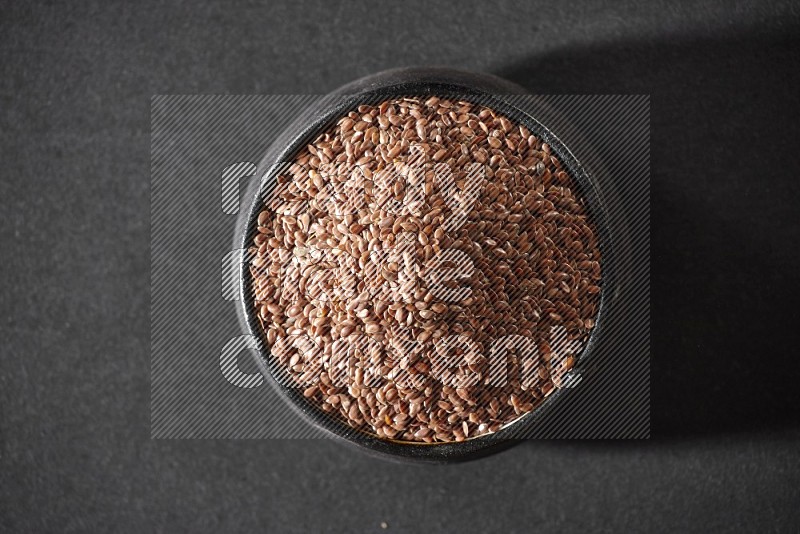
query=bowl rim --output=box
[235,68,616,462]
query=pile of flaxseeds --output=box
[250,96,601,443]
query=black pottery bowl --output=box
[236,68,616,462]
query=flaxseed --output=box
[250,97,602,443]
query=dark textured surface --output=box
[2,1,800,532]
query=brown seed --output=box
[433,148,448,161]
[414,427,432,439]
[431,302,447,314]
[340,117,355,132]
[365,323,380,335]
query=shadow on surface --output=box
[496,29,800,440]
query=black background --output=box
[2,1,800,532]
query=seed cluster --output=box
[250,96,602,443]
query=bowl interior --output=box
[238,76,614,462]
